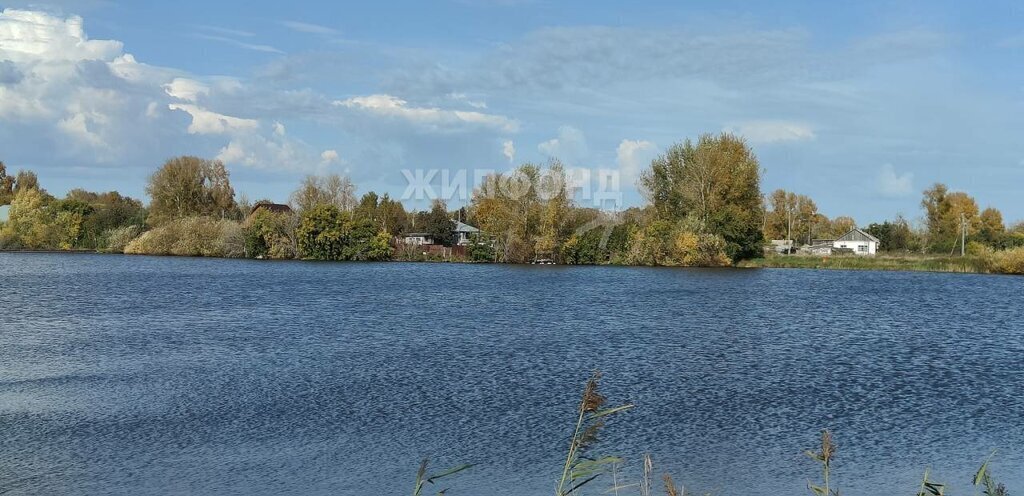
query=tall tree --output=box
[865,215,915,252]
[13,170,39,194]
[0,161,14,205]
[978,207,1006,247]
[921,184,979,252]
[419,199,455,247]
[639,133,764,261]
[535,161,571,259]
[765,189,819,243]
[828,216,857,238]
[145,156,237,226]
[290,174,356,213]
[377,194,408,236]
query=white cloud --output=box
[876,163,914,198]
[0,9,122,63]
[448,92,488,109]
[0,9,318,171]
[273,121,286,136]
[616,139,657,183]
[538,126,587,163]
[723,120,816,143]
[192,33,284,54]
[168,103,259,135]
[215,133,308,170]
[164,77,209,102]
[502,140,515,163]
[335,93,518,133]
[320,149,340,165]
[281,20,338,36]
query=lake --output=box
[1,253,1022,496]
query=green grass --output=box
[738,253,990,274]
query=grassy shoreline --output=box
[5,248,1018,276]
[739,253,991,274]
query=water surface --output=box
[1,253,1022,495]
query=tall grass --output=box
[123,217,244,257]
[411,373,1013,496]
[555,371,634,496]
[739,254,990,273]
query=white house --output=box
[402,233,434,246]
[0,205,9,224]
[833,228,880,255]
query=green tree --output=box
[13,170,40,194]
[146,156,237,226]
[466,233,496,262]
[244,207,297,259]
[354,191,380,225]
[63,189,147,249]
[296,204,392,261]
[1,187,59,249]
[378,193,408,236]
[977,207,1006,248]
[0,161,14,205]
[921,183,979,252]
[865,215,915,252]
[765,190,820,243]
[535,161,571,260]
[640,133,764,261]
[419,199,455,247]
[469,162,573,263]
[827,216,857,238]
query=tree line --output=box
[2,132,1022,271]
[763,182,1024,255]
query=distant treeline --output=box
[1,133,1022,273]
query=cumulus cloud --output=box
[502,139,515,163]
[0,59,24,84]
[538,126,587,164]
[164,77,209,102]
[723,120,816,143]
[334,93,518,133]
[168,103,259,135]
[0,9,123,62]
[0,8,321,173]
[616,139,657,183]
[320,149,340,164]
[876,163,914,198]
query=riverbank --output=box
[738,253,991,273]
[7,248,1024,275]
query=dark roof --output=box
[249,202,292,215]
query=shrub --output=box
[673,231,731,267]
[985,246,1024,275]
[243,209,297,259]
[101,225,143,253]
[124,217,244,257]
[296,205,393,261]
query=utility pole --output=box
[960,212,966,257]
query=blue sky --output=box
[1,0,1023,223]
